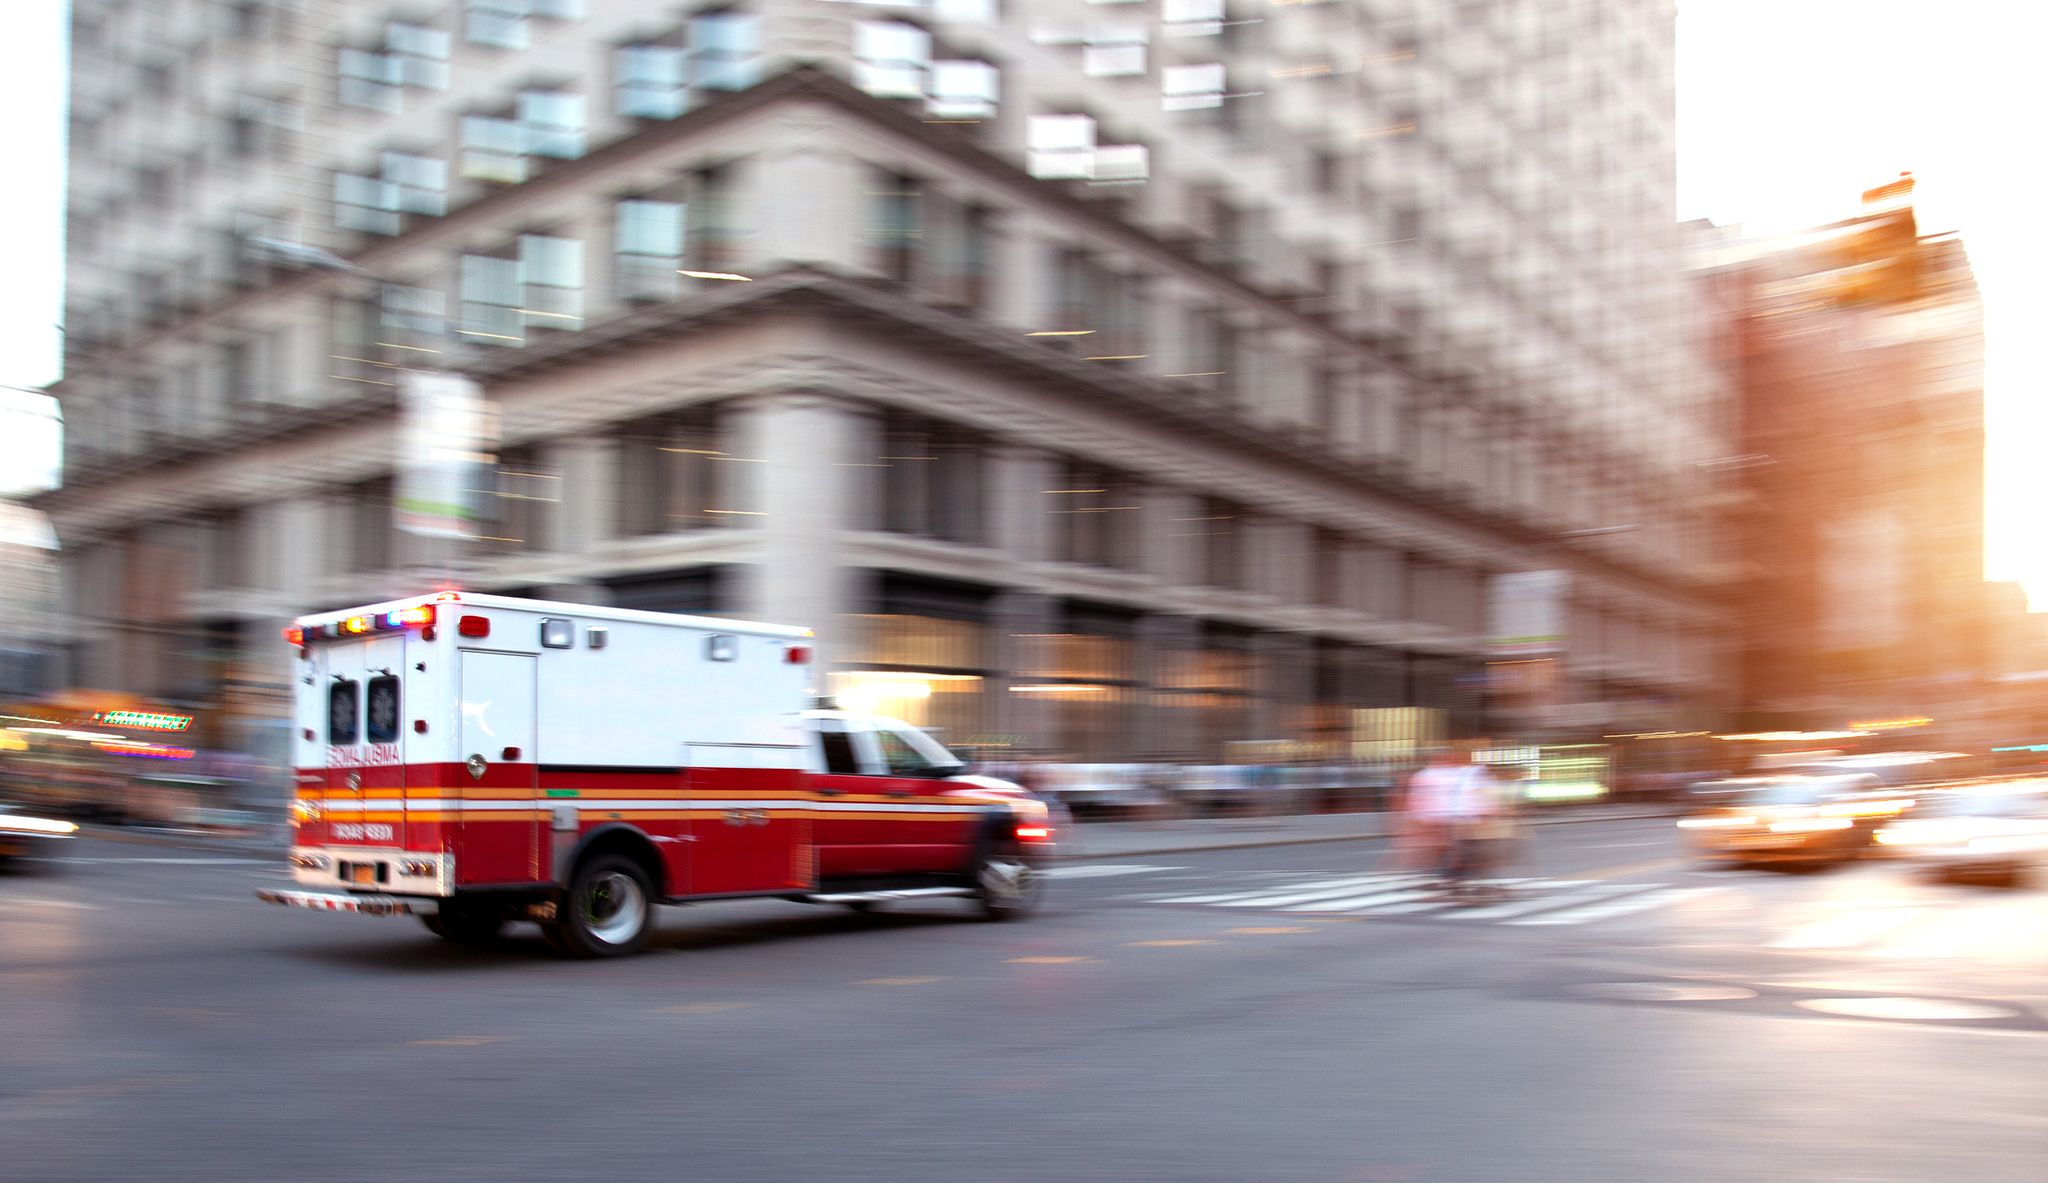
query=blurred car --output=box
[0,797,80,866]
[1031,764,1169,818]
[1874,785,2048,885]
[1677,776,1914,865]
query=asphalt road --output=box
[5,818,2048,1183]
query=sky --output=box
[0,1,2040,601]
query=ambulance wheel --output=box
[420,901,506,944]
[973,848,1043,921]
[550,854,655,957]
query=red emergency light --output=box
[458,615,491,638]
[282,626,304,646]
[786,645,812,665]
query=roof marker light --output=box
[434,591,463,602]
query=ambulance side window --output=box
[366,676,400,743]
[820,729,861,776]
[329,679,360,745]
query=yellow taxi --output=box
[1678,775,1914,866]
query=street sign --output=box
[395,370,496,540]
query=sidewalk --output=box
[1056,803,1677,861]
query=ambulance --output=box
[257,592,1053,957]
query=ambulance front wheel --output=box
[549,854,656,957]
[974,848,1044,921]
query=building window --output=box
[868,173,921,283]
[349,477,394,572]
[1193,498,1242,589]
[690,10,760,91]
[386,23,450,89]
[460,114,526,183]
[338,48,402,112]
[1161,0,1223,35]
[520,234,583,330]
[1084,25,1148,77]
[928,60,998,120]
[929,199,990,309]
[466,0,530,49]
[458,251,523,345]
[686,166,739,272]
[333,153,445,234]
[1051,461,1141,569]
[221,340,254,407]
[617,407,723,535]
[383,152,446,215]
[879,413,985,545]
[1028,114,1095,179]
[616,43,686,119]
[615,198,684,301]
[856,20,931,99]
[1163,63,1225,111]
[520,90,585,159]
[481,445,559,553]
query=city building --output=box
[1690,176,2015,748]
[43,0,1728,763]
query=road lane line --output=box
[1044,864,1186,880]
[1508,886,1719,926]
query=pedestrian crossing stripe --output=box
[1133,871,1709,928]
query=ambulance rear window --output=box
[366,675,400,743]
[329,679,359,745]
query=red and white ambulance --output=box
[257,592,1052,956]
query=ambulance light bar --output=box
[285,604,438,646]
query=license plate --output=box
[350,863,378,885]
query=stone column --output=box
[543,435,621,556]
[989,445,1057,564]
[725,391,869,668]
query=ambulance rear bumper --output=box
[256,888,439,917]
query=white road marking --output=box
[1451,883,1648,920]
[1153,874,1417,906]
[4,897,100,910]
[1508,886,1719,927]
[1293,887,1443,912]
[1043,863,1186,880]
[1218,876,1434,909]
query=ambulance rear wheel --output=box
[550,854,655,958]
[974,848,1043,921]
[421,901,506,945]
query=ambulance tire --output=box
[972,845,1043,922]
[420,901,507,945]
[550,854,656,958]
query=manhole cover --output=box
[1576,981,1758,1003]
[1795,996,2018,1022]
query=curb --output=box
[1059,808,1676,861]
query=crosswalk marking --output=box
[1291,887,1441,912]
[1453,883,1643,920]
[1508,886,1717,927]
[1122,867,1709,929]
